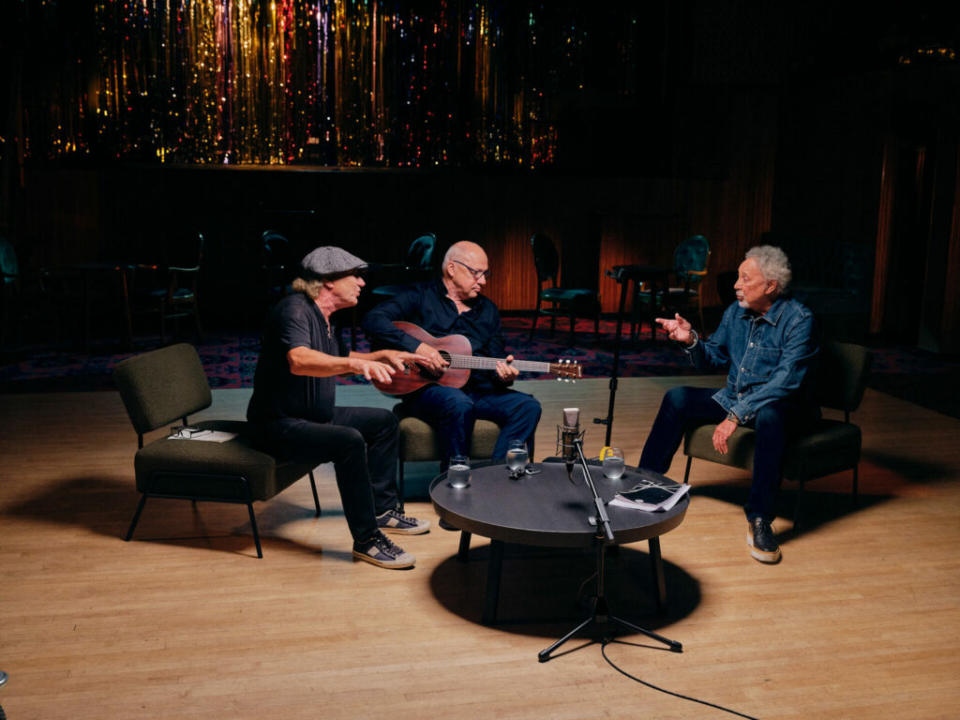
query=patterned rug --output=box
[2,316,959,419]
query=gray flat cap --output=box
[299,246,368,278]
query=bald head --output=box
[443,241,485,268]
[442,241,489,302]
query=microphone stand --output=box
[593,267,632,446]
[538,438,683,663]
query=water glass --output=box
[602,447,626,480]
[506,440,529,474]
[447,455,471,489]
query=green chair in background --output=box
[114,343,320,558]
[529,233,600,346]
[635,234,710,336]
[682,340,871,527]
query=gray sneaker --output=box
[353,531,415,569]
[377,508,431,535]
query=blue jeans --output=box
[638,386,813,522]
[401,385,542,465]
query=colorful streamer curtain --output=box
[7,1,643,167]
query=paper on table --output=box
[608,479,691,512]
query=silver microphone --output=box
[558,407,582,481]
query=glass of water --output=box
[447,455,471,489]
[602,447,626,480]
[506,440,529,476]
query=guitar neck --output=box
[446,354,552,374]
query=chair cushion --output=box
[396,415,500,461]
[782,420,861,481]
[134,420,315,502]
[684,419,861,481]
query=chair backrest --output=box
[530,233,560,285]
[162,231,204,271]
[261,230,289,267]
[814,340,871,414]
[0,237,19,285]
[674,235,710,283]
[406,233,436,271]
[113,343,212,435]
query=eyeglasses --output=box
[453,259,491,280]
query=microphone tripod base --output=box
[537,540,682,663]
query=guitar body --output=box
[370,320,581,395]
[374,321,472,395]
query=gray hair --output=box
[745,245,791,293]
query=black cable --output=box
[600,639,760,720]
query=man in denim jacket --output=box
[638,246,818,563]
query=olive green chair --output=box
[114,343,320,558]
[682,341,871,526]
[394,405,499,508]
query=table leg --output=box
[457,530,471,561]
[481,539,504,625]
[648,536,667,612]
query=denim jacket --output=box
[688,297,818,423]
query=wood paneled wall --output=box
[18,165,768,322]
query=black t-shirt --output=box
[247,293,348,424]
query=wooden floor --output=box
[1,377,959,719]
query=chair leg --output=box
[246,502,263,559]
[125,494,148,541]
[397,458,406,513]
[851,464,859,505]
[309,470,321,517]
[529,297,542,340]
[683,456,693,483]
[793,478,806,530]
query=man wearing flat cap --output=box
[247,246,431,569]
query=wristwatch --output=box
[725,412,740,425]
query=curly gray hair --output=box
[745,245,791,293]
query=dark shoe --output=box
[377,508,430,535]
[747,517,781,563]
[438,518,459,531]
[353,531,416,569]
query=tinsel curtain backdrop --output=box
[6,1,647,167]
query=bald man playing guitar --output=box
[363,241,543,467]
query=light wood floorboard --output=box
[1,377,959,719]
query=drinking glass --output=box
[506,440,529,474]
[447,455,471,489]
[602,447,626,480]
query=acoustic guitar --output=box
[370,321,582,395]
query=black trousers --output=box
[256,406,400,542]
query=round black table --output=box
[430,460,688,625]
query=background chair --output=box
[682,340,871,527]
[634,234,710,336]
[351,232,436,349]
[259,229,292,310]
[529,233,600,346]
[132,231,204,342]
[114,343,321,558]
[393,404,499,511]
[0,237,20,349]
[370,232,437,301]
